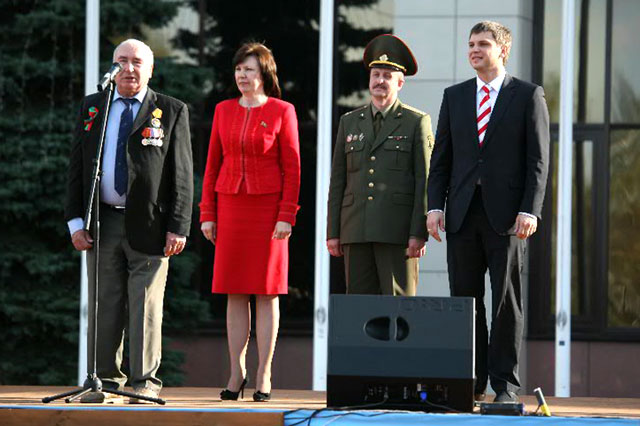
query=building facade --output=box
[141,0,640,397]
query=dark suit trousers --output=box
[86,207,169,392]
[447,186,524,394]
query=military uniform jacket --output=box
[327,99,434,245]
[64,88,194,256]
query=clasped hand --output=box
[71,230,185,256]
[201,220,291,245]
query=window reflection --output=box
[542,0,606,123]
[549,139,594,317]
[611,0,640,123]
[608,130,640,327]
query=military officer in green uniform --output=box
[327,34,434,296]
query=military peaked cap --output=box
[363,34,418,76]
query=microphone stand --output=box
[43,79,165,405]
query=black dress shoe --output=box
[220,378,248,401]
[253,391,271,402]
[494,390,519,403]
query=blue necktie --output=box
[115,98,136,196]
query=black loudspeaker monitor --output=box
[327,295,475,412]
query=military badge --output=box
[346,134,353,143]
[142,139,163,147]
[152,108,163,119]
[379,54,388,61]
[83,106,98,131]
[141,127,164,147]
[359,133,364,141]
[151,118,161,128]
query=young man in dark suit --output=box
[427,22,550,403]
[327,34,434,296]
[65,39,193,403]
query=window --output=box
[531,0,640,339]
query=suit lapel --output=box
[356,105,375,148]
[131,88,157,136]
[482,74,515,147]
[369,99,402,153]
[463,79,478,148]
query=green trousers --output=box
[343,242,418,296]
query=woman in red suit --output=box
[199,43,300,402]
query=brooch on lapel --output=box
[142,108,164,147]
[260,121,267,128]
[83,106,98,131]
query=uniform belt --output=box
[101,203,125,213]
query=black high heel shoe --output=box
[220,378,248,401]
[253,390,271,402]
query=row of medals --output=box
[346,133,364,143]
[142,116,164,146]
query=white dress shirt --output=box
[476,72,505,115]
[67,87,147,235]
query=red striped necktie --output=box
[477,84,491,147]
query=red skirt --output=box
[212,183,288,295]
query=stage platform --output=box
[1,386,638,425]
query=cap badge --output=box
[379,54,389,61]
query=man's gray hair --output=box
[113,39,154,65]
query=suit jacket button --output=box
[370,156,376,161]
[368,196,373,201]
[369,169,374,174]
[350,146,354,150]
[368,182,374,188]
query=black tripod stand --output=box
[43,76,165,405]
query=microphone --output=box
[97,62,123,92]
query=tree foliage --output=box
[0,0,209,385]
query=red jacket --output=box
[199,97,301,224]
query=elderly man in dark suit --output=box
[427,21,550,403]
[65,39,193,403]
[327,34,434,296]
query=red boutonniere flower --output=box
[84,107,99,131]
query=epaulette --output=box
[402,104,427,116]
[343,104,368,117]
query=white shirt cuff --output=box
[518,212,537,220]
[67,218,85,236]
[427,209,444,215]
